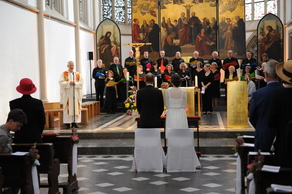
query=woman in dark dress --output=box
[134,65,146,89]
[177,62,191,87]
[92,59,106,107]
[210,62,220,106]
[201,64,214,114]
[104,70,117,114]
[193,61,205,88]
[151,61,162,87]
[163,64,175,84]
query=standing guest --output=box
[92,59,106,107]
[268,60,292,166]
[223,50,239,78]
[109,57,123,102]
[172,51,184,73]
[0,109,27,153]
[241,50,257,74]
[136,73,164,128]
[178,62,191,87]
[134,65,146,89]
[249,60,283,152]
[104,70,117,114]
[157,50,169,72]
[164,64,175,83]
[210,62,220,106]
[59,61,84,129]
[208,51,222,69]
[245,73,256,102]
[192,61,205,88]
[10,78,45,142]
[151,61,162,87]
[140,51,153,73]
[124,50,137,78]
[201,64,214,114]
[189,51,204,79]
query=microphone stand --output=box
[72,72,76,128]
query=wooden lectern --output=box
[227,81,248,128]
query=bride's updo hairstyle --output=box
[171,74,181,87]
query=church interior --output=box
[1,0,292,193]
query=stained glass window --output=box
[102,0,112,20]
[245,0,278,21]
[115,0,125,23]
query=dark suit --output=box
[10,95,45,143]
[109,63,123,101]
[136,85,164,128]
[249,82,283,152]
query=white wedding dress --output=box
[165,87,188,138]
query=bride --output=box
[165,74,188,138]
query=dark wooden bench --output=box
[42,136,78,194]
[0,153,33,193]
[12,143,60,194]
[135,116,201,152]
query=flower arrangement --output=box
[72,128,79,144]
[30,143,40,165]
[232,137,244,153]
[247,151,264,174]
[161,82,170,89]
[124,86,137,115]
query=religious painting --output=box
[132,0,159,59]
[218,0,245,59]
[161,0,217,58]
[96,19,121,70]
[257,13,283,63]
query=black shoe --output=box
[65,124,70,129]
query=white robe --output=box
[59,71,84,123]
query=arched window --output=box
[245,0,277,21]
[102,0,132,24]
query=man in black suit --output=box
[9,78,45,143]
[136,73,164,128]
[249,60,283,152]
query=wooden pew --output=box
[42,136,78,194]
[12,143,60,194]
[254,166,292,194]
[82,101,100,116]
[0,153,33,193]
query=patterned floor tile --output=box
[203,183,223,188]
[113,187,133,192]
[95,183,115,187]
[149,181,168,185]
[180,187,200,192]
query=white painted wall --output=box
[44,19,76,102]
[0,1,40,123]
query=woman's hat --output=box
[16,78,37,94]
[276,60,292,83]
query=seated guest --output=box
[249,60,283,152]
[177,62,191,87]
[10,78,45,143]
[164,64,175,83]
[0,109,27,153]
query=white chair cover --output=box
[131,128,165,172]
[166,128,201,172]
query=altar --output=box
[160,87,201,116]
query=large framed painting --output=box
[96,19,121,70]
[132,0,159,59]
[161,0,217,58]
[218,0,245,59]
[257,13,283,63]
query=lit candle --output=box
[126,72,129,81]
[195,75,198,88]
[154,77,157,88]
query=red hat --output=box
[16,78,37,94]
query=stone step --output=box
[77,138,238,155]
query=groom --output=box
[136,73,164,128]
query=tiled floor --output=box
[40,155,238,194]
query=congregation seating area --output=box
[0,136,78,194]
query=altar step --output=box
[74,131,254,155]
